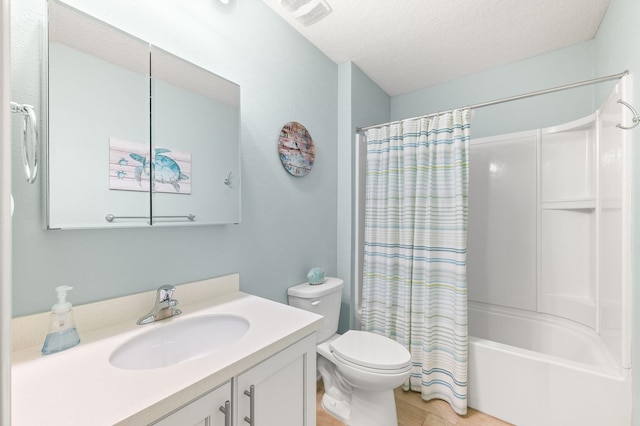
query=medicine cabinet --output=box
[46,0,240,229]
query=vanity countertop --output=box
[11,275,322,425]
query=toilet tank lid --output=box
[287,277,344,298]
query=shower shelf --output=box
[540,199,595,210]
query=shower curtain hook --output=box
[616,99,639,130]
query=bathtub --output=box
[467,301,631,426]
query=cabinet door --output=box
[153,381,231,426]
[236,334,316,426]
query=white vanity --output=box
[11,274,322,425]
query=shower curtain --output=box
[361,109,472,415]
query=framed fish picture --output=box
[278,122,315,177]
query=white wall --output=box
[11,0,338,316]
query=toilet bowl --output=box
[288,278,411,426]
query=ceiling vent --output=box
[280,0,332,26]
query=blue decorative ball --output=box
[307,267,325,285]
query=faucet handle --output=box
[157,285,176,302]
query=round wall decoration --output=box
[278,121,315,177]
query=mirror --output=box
[48,1,150,228]
[150,46,240,225]
[46,0,240,229]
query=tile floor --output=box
[316,382,513,426]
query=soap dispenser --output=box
[42,285,81,355]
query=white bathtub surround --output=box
[468,301,631,425]
[11,274,323,425]
[466,79,632,425]
[360,110,472,415]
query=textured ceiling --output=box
[261,0,612,96]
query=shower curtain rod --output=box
[356,69,630,133]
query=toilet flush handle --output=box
[311,300,322,306]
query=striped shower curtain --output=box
[360,109,472,415]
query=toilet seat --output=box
[329,330,411,371]
[332,351,412,375]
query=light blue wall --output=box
[592,0,640,423]
[391,41,598,139]
[11,0,338,316]
[336,61,389,331]
[350,64,391,130]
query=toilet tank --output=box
[288,277,343,343]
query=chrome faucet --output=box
[137,285,182,325]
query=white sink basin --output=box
[110,314,250,370]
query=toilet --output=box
[288,277,411,426]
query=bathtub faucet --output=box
[137,285,182,325]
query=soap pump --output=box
[42,285,81,355]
